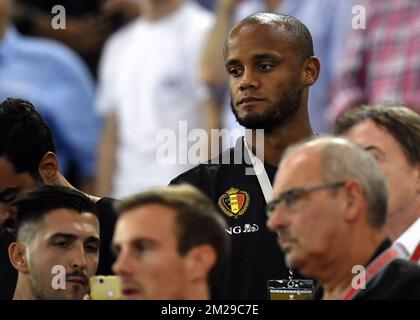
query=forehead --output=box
[114,204,177,243]
[344,119,406,155]
[0,156,37,192]
[225,23,293,61]
[0,156,21,184]
[40,208,99,238]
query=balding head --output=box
[281,136,388,227]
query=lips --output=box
[121,288,140,300]
[238,97,264,105]
[277,233,297,251]
[279,240,293,250]
[67,277,87,287]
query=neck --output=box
[386,198,420,241]
[51,172,100,203]
[320,228,386,300]
[184,283,210,300]
[13,275,37,300]
[246,111,313,167]
[141,0,183,21]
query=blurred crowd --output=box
[1,0,420,301]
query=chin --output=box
[285,253,305,271]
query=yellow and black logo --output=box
[218,187,250,218]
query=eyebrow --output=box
[49,233,100,245]
[225,53,283,68]
[252,53,282,61]
[0,187,20,201]
[225,58,240,69]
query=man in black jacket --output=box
[171,12,320,299]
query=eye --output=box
[282,190,304,208]
[1,191,19,204]
[133,241,154,257]
[266,201,276,216]
[367,149,385,162]
[85,243,99,253]
[54,241,70,249]
[134,242,147,253]
[228,66,243,77]
[258,63,274,72]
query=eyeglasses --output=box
[266,181,346,215]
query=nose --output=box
[112,248,133,276]
[266,204,289,232]
[239,68,259,91]
[70,245,88,270]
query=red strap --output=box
[410,242,420,263]
[342,247,401,300]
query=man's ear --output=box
[342,180,365,223]
[185,244,217,283]
[415,164,420,193]
[9,242,30,274]
[38,152,59,184]
[301,56,320,87]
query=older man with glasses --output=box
[266,136,420,300]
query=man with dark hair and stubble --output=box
[9,185,100,300]
[171,13,320,299]
[112,184,229,300]
[335,105,420,263]
[0,98,116,300]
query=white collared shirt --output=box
[394,217,420,261]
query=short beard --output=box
[28,255,56,300]
[231,82,303,134]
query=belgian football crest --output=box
[218,187,250,218]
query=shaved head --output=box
[225,12,314,63]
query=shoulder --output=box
[170,147,235,187]
[95,197,117,212]
[364,259,420,299]
[94,197,118,222]
[101,18,144,58]
[180,2,214,35]
[17,34,88,74]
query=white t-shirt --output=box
[97,1,214,197]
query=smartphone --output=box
[268,279,314,300]
[89,275,122,300]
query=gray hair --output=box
[282,136,388,227]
